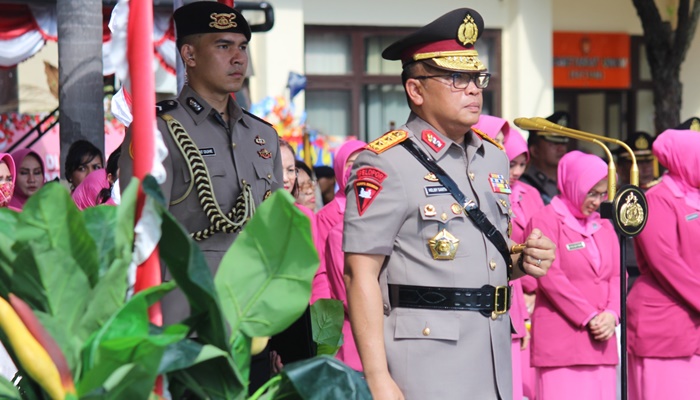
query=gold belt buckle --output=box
[494,285,508,315]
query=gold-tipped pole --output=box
[514,118,617,197]
[529,117,640,187]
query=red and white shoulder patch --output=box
[354,166,388,216]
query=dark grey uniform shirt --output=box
[119,85,282,324]
[521,164,558,205]
[343,113,513,400]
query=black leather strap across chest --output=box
[161,113,255,241]
[400,139,513,270]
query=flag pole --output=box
[128,0,162,326]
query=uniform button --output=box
[489,259,497,271]
[267,174,272,179]
[441,213,448,221]
[422,327,431,336]
[241,179,247,185]
[383,303,389,312]
[491,311,499,320]
[231,142,236,149]
[469,172,475,181]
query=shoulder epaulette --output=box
[367,130,408,154]
[243,109,273,127]
[156,99,178,115]
[472,127,505,151]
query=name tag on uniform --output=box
[686,213,699,221]
[566,241,585,251]
[200,148,216,156]
[424,185,449,196]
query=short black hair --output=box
[65,140,103,182]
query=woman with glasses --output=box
[627,129,700,400]
[295,160,317,212]
[525,150,620,400]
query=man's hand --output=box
[588,311,616,341]
[520,228,555,278]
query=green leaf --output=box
[0,208,19,298]
[274,356,371,400]
[83,205,118,278]
[0,374,20,399]
[167,356,246,400]
[157,335,230,374]
[114,177,138,263]
[78,283,179,396]
[15,182,100,286]
[215,190,319,338]
[78,258,130,341]
[156,202,228,349]
[310,299,344,356]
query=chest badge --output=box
[450,203,462,215]
[254,136,266,146]
[429,228,460,260]
[424,172,439,182]
[423,204,437,217]
[258,149,272,159]
[489,173,512,194]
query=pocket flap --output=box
[394,312,460,341]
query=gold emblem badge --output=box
[423,204,437,217]
[691,119,700,132]
[619,192,644,227]
[367,130,408,154]
[424,172,439,182]
[429,229,460,260]
[457,14,479,46]
[450,203,462,215]
[635,135,649,150]
[209,13,238,30]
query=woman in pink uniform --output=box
[312,139,366,303]
[627,129,700,400]
[526,151,620,400]
[503,124,545,400]
[477,115,544,399]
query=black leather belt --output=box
[388,284,511,316]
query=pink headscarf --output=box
[503,128,529,162]
[472,114,512,143]
[333,139,367,200]
[557,150,608,219]
[653,128,700,209]
[653,129,700,189]
[9,149,46,210]
[0,153,16,208]
[71,169,114,210]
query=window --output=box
[304,26,502,142]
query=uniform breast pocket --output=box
[486,192,512,235]
[394,310,460,342]
[253,160,275,191]
[418,199,466,259]
[180,161,228,212]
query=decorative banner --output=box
[553,32,630,89]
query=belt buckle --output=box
[494,285,508,315]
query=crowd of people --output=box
[1,3,699,400]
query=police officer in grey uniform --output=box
[342,9,555,400]
[521,111,570,205]
[119,2,282,324]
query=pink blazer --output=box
[310,199,343,302]
[526,201,620,368]
[627,178,700,358]
[325,223,362,371]
[294,203,325,303]
[510,181,545,295]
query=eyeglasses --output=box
[585,190,608,200]
[298,180,317,193]
[413,72,491,89]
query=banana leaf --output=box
[215,190,319,338]
[0,208,19,298]
[310,299,344,356]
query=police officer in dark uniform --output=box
[520,111,570,205]
[119,2,282,321]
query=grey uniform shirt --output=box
[343,113,513,400]
[119,85,282,323]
